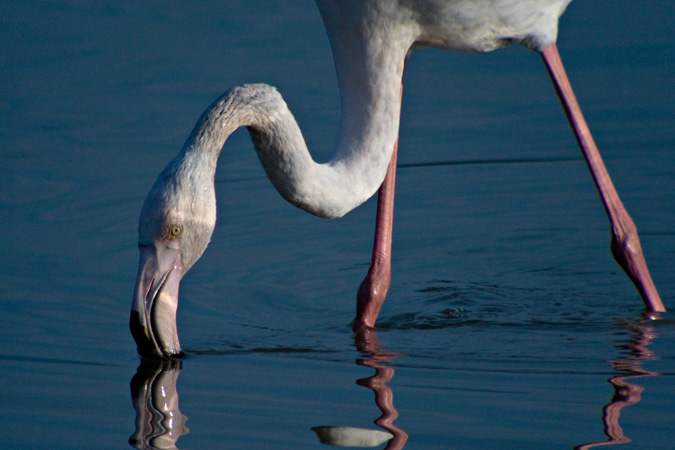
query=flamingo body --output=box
[131,0,663,358]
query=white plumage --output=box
[131,0,663,358]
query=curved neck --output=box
[178,21,410,219]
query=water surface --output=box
[1,1,674,449]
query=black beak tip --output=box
[130,311,182,359]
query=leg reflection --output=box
[575,316,660,449]
[129,358,188,450]
[312,329,408,449]
[355,329,409,450]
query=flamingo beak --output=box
[131,240,184,358]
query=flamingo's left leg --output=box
[540,43,664,312]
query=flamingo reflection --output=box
[129,331,407,449]
[129,359,188,450]
[128,319,659,449]
[575,316,660,449]
[313,329,408,449]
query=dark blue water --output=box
[1,1,674,449]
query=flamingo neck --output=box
[167,4,415,219]
[179,63,406,219]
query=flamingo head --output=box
[131,157,216,358]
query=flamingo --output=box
[131,0,665,358]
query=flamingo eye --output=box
[170,225,182,237]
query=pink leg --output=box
[354,141,398,330]
[541,44,665,312]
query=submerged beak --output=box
[131,240,184,358]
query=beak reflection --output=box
[129,358,188,450]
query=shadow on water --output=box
[397,155,579,170]
[128,317,660,449]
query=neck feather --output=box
[179,67,405,218]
